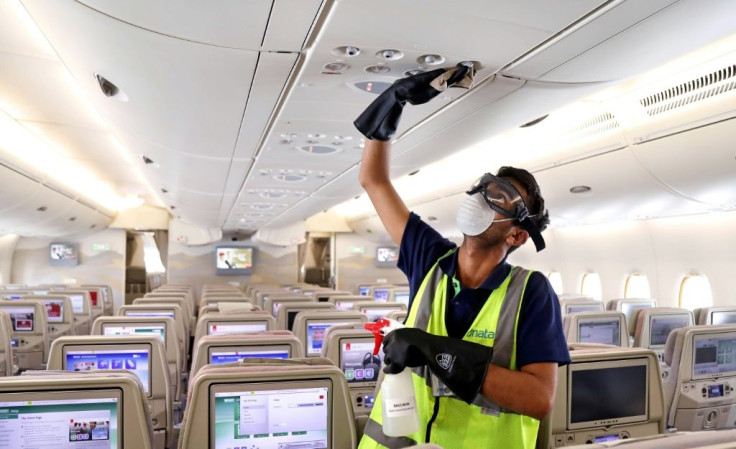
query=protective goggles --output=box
[466,173,546,252]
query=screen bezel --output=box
[567,358,649,430]
[305,319,364,356]
[123,309,176,319]
[215,246,256,276]
[647,313,691,348]
[100,322,167,345]
[62,343,153,397]
[576,318,621,345]
[206,320,269,336]
[691,332,736,380]
[209,379,333,449]
[0,388,122,447]
[0,305,36,332]
[711,311,736,326]
[49,242,80,267]
[339,336,382,388]
[65,293,88,314]
[208,344,292,364]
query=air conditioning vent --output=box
[639,64,736,116]
[564,112,621,142]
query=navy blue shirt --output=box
[397,212,571,367]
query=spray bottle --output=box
[365,319,420,437]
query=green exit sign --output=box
[349,246,365,254]
[92,243,110,251]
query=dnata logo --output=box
[466,328,495,340]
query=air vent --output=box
[564,112,621,142]
[639,64,736,116]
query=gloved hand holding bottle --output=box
[382,327,493,404]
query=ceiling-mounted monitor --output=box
[375,246,399,268]
[49,242,79,267]
[215,246,255,276]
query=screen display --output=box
[207,322,267,336]
[44,300,64,323]
[0,306,35,332]
[570,364,647,425]
[358,287,370,296]
[712,311,736,325]
[341,340,383,384]
[65,349,150,394]
[375,247,399,268]
[49,243,78,261]
[124,311,175,319]
[102,325,165,343]
[0,394,120,448]
[2,295,22,300]
[594,435,620,443]
[306,321,359,355]
[566,304,602,314]
[393,292,410,307]
[335,301,354,311]
[212,385,329,449]
[373,289,389,302]
[88,291,98,307]
[578,321,620,345]
[649,315,690,346]
[361,308,398,322]
[215,247,254,275]
[693,336,736,378]
[67,294,85,314]
[209,349,290,365]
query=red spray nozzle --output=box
[365,318,392,356]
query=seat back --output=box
[65,289,104,320]
[0,311,15,376]
[276,302,335,331]
[146,291,194,321]
[563,311,629,347]
[633,308,694,381]
[134,296,194,338]
[696,307,736,326]
[315,291,353,302]
[329,295,368,310]
[387,310,408,322]
[59,291,94,335]
[48,335,172,448]
[190,331,303,378]
[538,346,665,448]
[355,283,393,297]
[264,294,314,316]
[179,358,356,449]
[22,295,75,342]
[560,298,605,316]
[663,324,736,431]
[356,302,408,322]
[119,304,188,365]
[199,296,252,310]
[0,299,50,369]
[80,284,114,316]
[9,370,154,448]
[607,298,657,337]
[292,311,368,357]
[193,313,276,348]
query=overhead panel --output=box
[261,0,325,51]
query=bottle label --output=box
[384,396,417,418]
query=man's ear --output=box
[506,228,529,247]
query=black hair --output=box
[496,166,550,250]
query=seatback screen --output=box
[124,311,175,319]
[393,292,410,307]
[67,294,85,314]
[209,348,290,365]
[207,322,267,336]
[361,308,398,322]
[711,311,736,325]
[570,364,647,427]
[649,315,690,346]
[621,302,653,326]
[578,320,620,345]
[693,335,736,378]
[373,289,389,302]
[212,384,329,449]
[65,349,151,394]
[340,339,384,384]
[102,325,165,343]
[335,301,354,311]
[0,306,35,332]
[306,321,360,355]
[0,392,120,448]
[358,286,370,296]
[566,304,602,314]
[44,300,64,323]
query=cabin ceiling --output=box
[0,0,735,238]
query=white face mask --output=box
[456,193,496,236]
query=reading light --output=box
[570,185,592,194]
[376,49,404,61]
[417,54,445,66]
[323,62,349,72]
[332,46,360,57]
[404,69,425,77]
[365,65,391,74]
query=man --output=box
[354,67,570,449]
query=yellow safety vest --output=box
[359,250,538,449]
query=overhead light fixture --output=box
[376,49,404,61]
[403,69,425,77]
[94,74,128,101]
[417,54,445,66]
[365,65,391,74]
[323,62,349,72]
[520,115,549,128]
[273,174,307,183]
[332,46,360,57]
[569,185,592,194]
[298,145,341,155]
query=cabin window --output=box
[678,273,713,310]
[624,273,651,299]
[547,271,563,295]
[580,272,602,301]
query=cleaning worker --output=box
[354,64,571,449]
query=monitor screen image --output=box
[67,294,85,314]
[88,291,98,307]
[569,362,647,428]
[49,242,79,267]
[340,340,384,384]
[211,383,329,449]
[358,286,371,296]
[272,302,282,317]
[361,308,398,322]
[0,306,35,332]
[693,335,736,378]
[207,322,267,336]
[215,247,255,276]
[2,294,22,300]
[0,392,120,448]
[373,289,389,302]
[65,349,151,394]
[44,300,64,323]
[711,311,736,325]
[578,320,620,345]
[649,315,691,347]
[335,301,354,311]
[393,292,410,307]
[566,304,602,315]
[209,348,290,365]
[124,311,175,319]
[306,321,360,355]
[621,302,653,325]
[102,325,165,343]
[375,246,399,268]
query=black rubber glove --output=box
[382,327,493,404]
[353,63,471,141]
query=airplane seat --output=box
[189,331,303,379]
[387,309,408,323]
[21,295,75,342]
[633,308,694,381]
[119,304,189,365]
[0,299,50,370]
[697,307,736,326]
[537,345,665,448]
[694,308,708,325]
[662,324,736,431]
[0,311,16,376]
[47,335,173,449]
[193,312,277,349]
[178,358,356,449]
[2,370,155,448]
[276,302,335,331]
[559,298,605,316]
[560,429,736,448]
[80,284,114,316]
[135,296,195,340]
[291,311,368,357]
[562,311,629,347]
[356,302,408,322]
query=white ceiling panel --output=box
[261,0,325,51]
[0,0,56,60]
